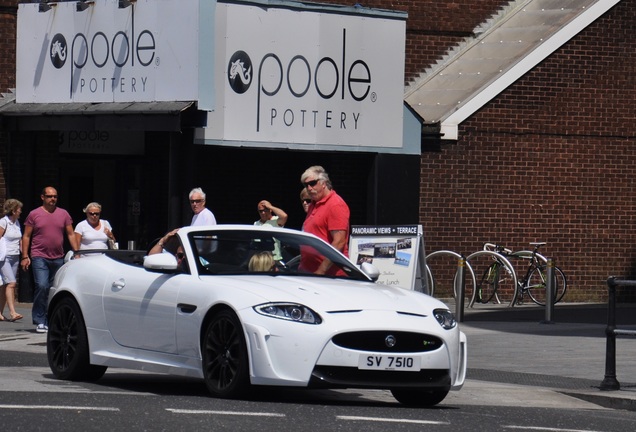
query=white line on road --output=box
[0,404,119,411]
[337,415,449,425]
[166,409,285,417]
[503,426,605,432]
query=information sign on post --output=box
[348,225,428,293]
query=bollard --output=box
[541,259,555,324]
[454,256,466,323]
[600,276,620,390]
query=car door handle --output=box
[112,279,126,290]
[178,303,197,314]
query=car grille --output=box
[331,331,443,353]
[310,366,451,389]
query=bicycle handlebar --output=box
[529,242,546,249]
[483,243,513,254]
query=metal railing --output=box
[600,277,636,391]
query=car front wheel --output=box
[391,388,449,407]
[202,309,250,399]
[47,297,107,381]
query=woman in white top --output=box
[74,202,116,251]
[0,198,24,322]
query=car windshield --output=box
[187,230,369,281]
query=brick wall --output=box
[420,1,636,302]
[0,1,17,92]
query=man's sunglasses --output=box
[176,252,185,259]
[303,179,319,188]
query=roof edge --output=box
[439,0,622,140]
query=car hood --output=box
[208,274,446,315]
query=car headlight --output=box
[433,308,457,330]
[254,303,322,324]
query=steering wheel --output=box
[283,255,301,272]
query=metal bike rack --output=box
[465,250,518,308]
[426,250,477,306]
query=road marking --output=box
[337,415,449,425]
[166,409,285,417]
[503,426,605,432]
[0,404,119,411]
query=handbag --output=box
[0,236,6,262]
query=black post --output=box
[541,259,555,324]
[600,276,620,391]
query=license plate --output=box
[358,355,421,371]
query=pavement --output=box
[457,301,636,411]
[2,300,636,411]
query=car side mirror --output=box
[144,253,179,273]
[360,262,380,281]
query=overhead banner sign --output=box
[199,1,407,150]
[349,225,426,292]
[16,0,215,108]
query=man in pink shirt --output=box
[21,186,78,333]
[299,166,350,276]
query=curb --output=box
[562,390,636,412]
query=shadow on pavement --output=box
[463,303,636,325]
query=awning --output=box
[0,90,207,132]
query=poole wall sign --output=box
[16,0,214,108]
[201,1,407,151]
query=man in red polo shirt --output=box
[299,165,350,276]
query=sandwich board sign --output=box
[348,225,428,293]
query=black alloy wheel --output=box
[47,297,107,381]
[202,309,250,398]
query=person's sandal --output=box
[9,313,23,322]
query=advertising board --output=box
[348,225,426,291]
[16,0,214,108]
[200,2,406,150]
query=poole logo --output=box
[227,51,252,94]
[50,34,67,69]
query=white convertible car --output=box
[47,225,466,406]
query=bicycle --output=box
[476,242,567,306]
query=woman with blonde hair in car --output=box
[248,251,276,272]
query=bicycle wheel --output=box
[526,265,567,306]
[477,262,500,304]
